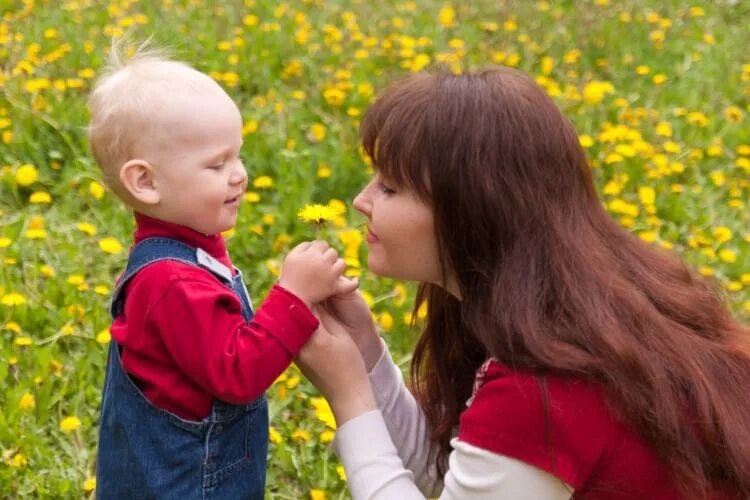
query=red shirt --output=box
[110,213,319,420]
[459,360,735,499]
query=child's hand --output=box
[279,240,358,306]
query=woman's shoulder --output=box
[457,359,621,489]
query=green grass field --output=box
[1,0,749,497]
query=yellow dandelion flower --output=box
[15,336,32,346]
[297,204,338,224]
[323,88,346,106]
[268,426,283,444]
[718,249,737,263]
[76,222,97,236]
[242,120,259,135]
[0,237,11,248]
[724,106,743,123]
[24,228,47,240]
[310,397,337,429]
[83,477,96,492]
[253,176,274,189]
[292,429,311,442]
[19,393,35,410]
[378,312,394,331]
[686,112,708,127]
[40,264,55,278]
[89,181,105,200]
[317,163,332,178]
[1,292,27,306]
[60,416,81,433]
[67,274,85,286]
[5,453,27,468]
[437,6,455,27]
[96,329,112,344]
[29,191,51,203]
[98,237,124,254]
[4,321,21,333]
[310,489,327,500]
[638,186,656,205]
[582,81,614,105]
[320,430,335,443]
[308,123,326,142]
[15,164,38,186]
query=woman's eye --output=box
[379,183,395,195]
[208,163,225,170]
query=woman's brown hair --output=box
[360,67,750,497]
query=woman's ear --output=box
[119,159,160,205]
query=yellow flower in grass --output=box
[719,249,737,263]
[310,397,336,429]
[1,292,27,306]
[76,222,97,236]
[99,237,123,254]
[0,237,11,248]
[15,164,38,186]
[253,176,273,189]
[297,203,339,224]
[310,489,327,500]
[60,416,81,433]
[292,429,311,442]
[29,191,51,203]
[268,426,282,444]
[320,430,335,443]
[89,181,105,200]
[96,329,111,344]
[4,322,21,333]
[308,123,326,142]
[19,393,35,411]
[83,477,96,492]
[4,452,27,468]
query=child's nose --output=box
[230,160,248,185]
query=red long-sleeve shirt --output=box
[110,213,318,420]
[459,360,738,499]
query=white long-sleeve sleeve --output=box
[331,342,573,500]
[365,340,442,494]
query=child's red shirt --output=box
[110,213,318,420]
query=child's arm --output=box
[143,240,354,404]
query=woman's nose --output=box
[352,184,371,216]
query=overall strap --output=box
[109,237,234,318]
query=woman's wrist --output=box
[361,334,386,372]
[330,379,378,426]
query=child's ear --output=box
[119,159,160,205]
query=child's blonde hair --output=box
[87,40,220,199]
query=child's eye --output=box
[208,162,225,170]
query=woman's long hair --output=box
[360,68,750,497]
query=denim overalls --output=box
[96,237,268,500]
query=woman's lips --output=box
[366,228,379,244]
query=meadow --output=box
[1,0,749,498]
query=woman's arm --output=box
[296,317,572,500]
[334,410,573,500]
[366,341,442,494]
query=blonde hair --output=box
[87,40,220,199]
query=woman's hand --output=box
[296,309,378,426]
[320,289,384,371]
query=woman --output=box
[297,67,750,499]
